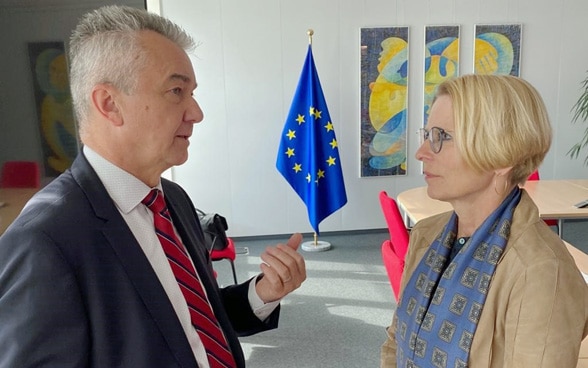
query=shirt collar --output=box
[83,146,162,214]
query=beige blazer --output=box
[381,191,588,367]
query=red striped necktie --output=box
[142,189,236,368]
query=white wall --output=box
[2,1,586,237]
[158,0,588,237]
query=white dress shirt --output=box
[83,146,279,367]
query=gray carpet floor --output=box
[213,220,587,368]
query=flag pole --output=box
[302,232,332,252]
[277,27,346,252]
[299,28,332,253]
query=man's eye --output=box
[171,87,182,95]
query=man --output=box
[0,5,306,368]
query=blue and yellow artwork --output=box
[360,27,409,177]
[424,25,460,127]
[28,42,79,177]
[474,24,522,76]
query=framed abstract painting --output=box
[28,41,79,177]
[360,26,409,177]
[474,24,522,76]
[423,25,460,127]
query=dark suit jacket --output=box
[0,153,279,368]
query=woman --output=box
[381,74,588,367]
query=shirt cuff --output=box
[248,274,280,321]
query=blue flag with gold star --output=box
[276,45,347,235]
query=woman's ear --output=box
[495,166,513,177]
[91,84,124,126]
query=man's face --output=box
[114,30,203,181]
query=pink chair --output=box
[381,240,404,301]
[211,237,238,284]
[527,170,558,229]
[527,170,540,181]
[379,190,410,301]
[0,161,41,188]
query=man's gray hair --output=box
[69,5,195,129]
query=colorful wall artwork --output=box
[28,41,79,177]
[360,27,409,177]
[423,25,460,127]
[474,24,522,76]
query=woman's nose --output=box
[415,139,431,161]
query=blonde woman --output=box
[381,74,588,367]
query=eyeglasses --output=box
[417,127,453,154]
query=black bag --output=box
[196,209,229,251]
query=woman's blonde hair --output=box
[435,74,552,185]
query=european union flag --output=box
[276,45,347,235]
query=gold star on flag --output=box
[293,163,302,173]
[310,106,322,119]
[326,156,336,166]
[324,121,334,132]
[306,173,311,182]
[317,169,325,179]
[329,138,338,149]
[296,114,305,125]
[285,147,295,158]
[286,129,296,140]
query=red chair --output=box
[211,237,238,284]
[381,240,404,301]
[527,170,558,229]
[527,170,539,181]
[0,161,41,188]
[379,190,410,301]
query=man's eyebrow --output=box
[169,73,191,83]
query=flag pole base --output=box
[301,240,331,252]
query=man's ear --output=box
[91,84,124,126]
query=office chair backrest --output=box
[197,209,229,251]
[1,161,41,188]
[379,190,410,260]
[526,170,558,228]
[527,170,540,181]
[381,239,403,301]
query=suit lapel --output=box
[162,180,245,365]
[161,181,226,314]
[70,154,198,367]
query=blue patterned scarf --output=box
[395,188,521,368]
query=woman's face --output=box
[416,95,495,206]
